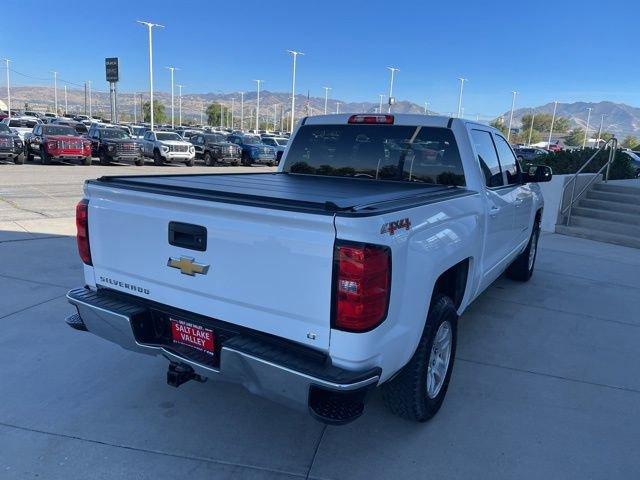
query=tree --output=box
[564,128,585,146]
[142,101,167,124]
[206,103,228,127]
[520,114,570,134]
[621,135,638,149]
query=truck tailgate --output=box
[85,183,336,351]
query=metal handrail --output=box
[561,137,618,225]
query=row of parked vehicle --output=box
[0,112,289,167]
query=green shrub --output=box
[524,148,634,180]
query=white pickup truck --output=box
[140,130,196,166]
[66,114,551,425]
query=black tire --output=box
[204,151,214,166]
[506,217,540,282]
[381,295,458,422]
[153,149,164,166]
[40,148,51,165]
[185,157,195,167]
[25,147,34,162]
[81,156,92,166]
[241,152,252,166]
[13,153,25,164]
[99,152,111,165]
[135,156,144,166]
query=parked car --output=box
[53,119,89,135]
[24,123,92,165]
[88,127,144,166]
[226,133,277,166]
[547,143,562,152]
[140,130,196,166]
[131,126,149,139]
[190,132,242,166]
[622,150,640,178]
[1,117,41,141]
[66,113,551,425]
[0,122,24,164]
[260,136,288,162]
[513,147,548,163]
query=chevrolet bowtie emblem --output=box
[167,256,210,276]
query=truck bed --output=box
[91,172,474,216]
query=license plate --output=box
[170,318,214,356]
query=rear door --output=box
[86,184,336,351]
[469,129,516,277]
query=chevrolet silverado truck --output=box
[141,130,196,166]
[65,114,551,425]
[89,127,145,166]
[24,123,92,165]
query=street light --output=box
[287,50,304,132]
[386,67,399,113]
[2,59,10,119]
[137,20,165,131]
[596,114,606,147]
[336,102,341,114]
[528,108,536,147]
[378,94,385,114]
[87,80,92,118]
[64,85,68,114]
[457,78,467,118]
[548,100,558,149]
[51,71,58,114]
[176,84,184,127]
[239,91,244,131]
[583,107,593,149]
[231,97,235,129]
[507,90,517,142]
[165,66,179,128]
[424,101,429,115]
[323,86,331,114]
[253,79,263,131]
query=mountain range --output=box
[5,86,640,138]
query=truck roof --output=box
[92,172,475,217]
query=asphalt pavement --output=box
[1,164,639,479]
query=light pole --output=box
[2,59,10,119]
[507,91,517,142]
[64,85,68,114]
[596,114,606,147]
[231,97,235,129]
[424,101,428,114]
[527,109,536,146]
[548,100,558,149]
[239,91,244,131]
[273,104,277,131]
[133,93,137,124]
[322,86,331,115]
[137,20,165,131]
[200,101,204,126]
[457,77,467,118]
[87,80,92,118]
[52,71,58,114]
[253,79,263,131]
[378,94,385,114]
[336,102,341,114]
[386,67,399,113]
[176,84,183,127]
[166,66,178,128]
[287,50,304,132]
[583,107,593,148]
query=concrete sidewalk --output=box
[1,227,639,479]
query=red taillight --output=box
[348,114,394,124]
[76,199,92,265]
[333,242,391,332]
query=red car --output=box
[25,124,92,165]
[547,143,562,153]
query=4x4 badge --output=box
[380,217,411,235]
[167,256,210,276]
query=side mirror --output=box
[525,164,552,183]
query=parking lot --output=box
[1,164,639,479]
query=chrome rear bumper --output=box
[66,288,379,423]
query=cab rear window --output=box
[283,124,465,186]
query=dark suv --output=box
[0,123,24,164]
[226,134,277,166]
[190,132,242,166]
[89,127,144,166]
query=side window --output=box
[493,135,520,185]
[471,129,503,187]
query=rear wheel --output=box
[204,151,214,166]
[153,149,164,166]
[25,147,34,162]
[506,218,540,282]
[13,153,25,164]
[81,156,92,166]
[382,295,458,422]
[241,152,252,166]
[99,152,111,165]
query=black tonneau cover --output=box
[91,172,474,216]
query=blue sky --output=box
[2,0,637,117]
